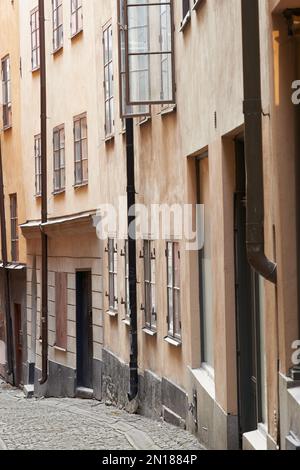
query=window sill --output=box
[104,134,115,144]
[160,104,177,117]
[143,327,157,337]
[70,29,83,41]
[180,11,191,32]
[52,189,65,196]
[54,345,67,353]
[73,182,88,190]
[164,336,182,347]
[138,116,151,126]
[31,66,40,74]
[2,124,12,132]
[106,310,118,318]
[52,46,63,57]
[122,317,131,327]
[193,0,205,12]
[35,193,42,199]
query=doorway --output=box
[234,139,264,443]
[76,271,93,390]
[14,303,23,387]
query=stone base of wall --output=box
[34,362,76,398]
[188,368,239,450]
[279,372,300,450]
[102,348,188,429]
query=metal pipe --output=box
[241,0,277,284]
[126,118,138,401]
[0,139,14,381]
[39,0,48,385]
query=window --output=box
[124,240,130,320]
[166,242,181,341]
[144,240,157,331]
[34,135,42,196]
[1,56,12,128]
[52,0,63,52]
[55,272,68,350]
[103,24,114,137]
[124,0,175,104]
[73,114,88,186]
[198,156,214,368]
[53,125,65,193]
[118,0,150,118]
[71,0,83,37]
[30,7,40,70]
[108,239,118,313]
[10,194,18,262]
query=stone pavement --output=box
[0,380,204,451]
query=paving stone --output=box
[0,379,204,451]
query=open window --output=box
[118,0,150,118]
[123,0,175,106]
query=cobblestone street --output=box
[0,380,204,451]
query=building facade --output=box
[0,0,27,388]
[0,0,300,450]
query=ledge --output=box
[164,336,182,347]
[243,428,268,451]
[180,11,191,32]
[122,317,131,327]
[106,310,118,318]
[189,366,215,400]
[143,327,157,337]
[53,345,67,353]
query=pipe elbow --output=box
[247,246,277,284]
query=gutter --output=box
[39,0,48,385]
[241,0,277,284]
[126,118,138,401]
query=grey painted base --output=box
[102,348,188,429]
[279,373,300,450]
[34,362,76,398]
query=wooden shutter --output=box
[55,272,68,350]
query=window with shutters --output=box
[30,7,40,71]
[71,0,83,38]
[108,239,118,313]
[52,0,63,52]
[143,240,157,331]
[166,242,181,341]
[103,24,114,138]
[123,240,130,320]
[10,194,18,262]
[55,272,68,351]
[73,113,88,186]
[34,135,42,197]
[53,125,65,193]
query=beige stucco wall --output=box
[0,0,26,264]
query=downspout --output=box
[39,0,48,385]
[126,118,138,401]
[241,0,277,284]
[0,139,14,380]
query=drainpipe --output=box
[0,139,14,381]
[126,118,138,401]
[39,0,48,385]
[241,0,277,284]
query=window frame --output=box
[108,239,118,313]
[70,0,83,38]
[143,240,157,332]
[10,194,19,263]
[34,134,42,197]
[1,55,12,129]
[53,125,65,194]
[52,0,64,52]
[73,113,88,187]
[166,241,181,341]
[103,23,114,139]
[30,6,40,71]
